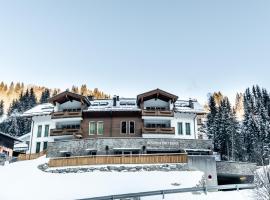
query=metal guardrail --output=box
[77,184,255,200]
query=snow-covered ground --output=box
[0,157,254,200]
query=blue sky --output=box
[0,0,269,103]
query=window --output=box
[97,122,104,135]
[36,142,41,153]
[186,123,191,135]
[26,141,30,150]
[89,121,96,135]
[121,121,127,134]
[44,125,49,137]
[43,142,48,150]
[178,123,183,135]
[129,121,135,134]
[37,126,42,137]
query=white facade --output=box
[171,113,198,139]
[29,115,56,154]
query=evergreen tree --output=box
[241,86,270,164]
[71,85,79,94]
[39,89,51,104]
[206,95,218,147]
[80,84,88,95]
[52,89,58,97]
[28,88,37,108]
[0,100,4,117]
[207,94,240,161]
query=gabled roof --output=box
[48,91,90,106]
[0,132,22,142]
[22,103,54,117]
[137,88,178,105]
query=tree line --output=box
[207,85,270,164]
[0,82,110,137]
[0,88,51,137]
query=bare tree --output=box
[255,165,270,200]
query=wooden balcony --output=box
[50,128,82,137]
[51,111,82,119]
[142,127,175,134]
[142,109,174,117]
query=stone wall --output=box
[47,138,213,158]
[216,161,257,176]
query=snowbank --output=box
[0,156,204,200]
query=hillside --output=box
[0,81,110,112]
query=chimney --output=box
[189,99,194,109]
[113,95,117,106]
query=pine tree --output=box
[207,94,240,161]
[80,84,88,95]
[39,89,51,104]
[0,100,4,117]
[52,89,58,97]
[241,86,270,164]
[28,88,37,109]
[71,86,79,94]
[206,95,218,146]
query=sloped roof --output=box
[22,103,54,117]
[0,132,22,142]
[137,88,178,105]
[48,91,90,106]
[175,100,206,114]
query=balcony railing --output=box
[142,127,175,134]
[51,111,82,119]
[50,128,82,136]
[142,110,174,117]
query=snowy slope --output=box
[0,157,254,200]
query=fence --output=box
[18,151,47,161]
[48,153,188,167]
[77,184,256,200]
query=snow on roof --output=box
[175,100,206,114]
[17,132,31,141]
[14,142,28,149]
[0,132,22,142]
[86,98,140,112]
[22,103,54,117]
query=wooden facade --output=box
[81,111,142,138]
[0,132,21,157]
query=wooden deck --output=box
[48,153,188,167]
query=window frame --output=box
[44,125,49,137]
[43,141,48,150]
[37,125,42,138]
[129,121,135,134]
[185,123,191,135]
[97,121,104,135]
[36,142,41,153]
[178,122,183,135]
[89,121,97,135]
[120,121,127,134]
